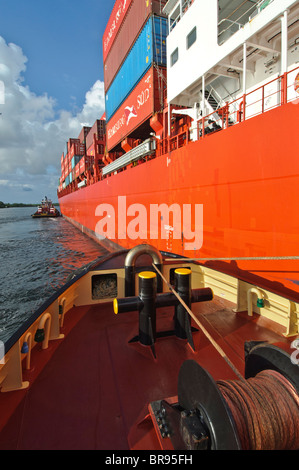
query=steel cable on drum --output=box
[152,263,246,381]
[217,369,299,450]
[152,263,299,450]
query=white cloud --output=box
[77,80,105,126]
[0,36,105,201]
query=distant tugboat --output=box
[32,197,60,218]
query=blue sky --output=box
[0,0,111,113]
[0,0,114,203]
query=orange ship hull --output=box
[59,101,299,300]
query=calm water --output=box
[0,207,109,343]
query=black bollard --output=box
[114,271,158,356]
[174,268,195,349]
[138,271,157,347]
[114,269,213,357]
[125,264,162,297]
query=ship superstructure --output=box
[165,0,299,134]
[57,0,299,304]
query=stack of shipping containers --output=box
[59,118,106,191]
[70,141,85,183]
[58,0,168,195]
[86,120,106,161]
[103,0,168,152]
[61,139,85,189]
[85,119,106,175]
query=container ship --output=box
[57,0,299,306]
[0,0,299,450]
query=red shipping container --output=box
[85,134,94,154]
[87,143,95,157]
[68,138,80,151]
[106,66,166,151]
[103,0,167,91]
[79,158,84,174]
[86,120,106,150]
[65,154,71,167]
[70,142,85,157]
[79,157,89,174]
[78,126,91,144]
[75,162,80,179]
[103,0,133,62]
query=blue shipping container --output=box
[105,15,167,122]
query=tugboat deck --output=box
[0,293,291,450]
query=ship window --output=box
[171,47,179,66]
[187,27,197,49]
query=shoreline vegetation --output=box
[0,202,59,208]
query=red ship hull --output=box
[58,101,299,300]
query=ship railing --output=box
[206,85,225,111]
[169,129,189,151]
[218,18,244,45]
[218,0,273,45]
[168,0,194,33]
[157,128,190,156]
[0,278,85,393]
[194,65,299,140]
[157,137,169,156]
[56,66,299,188]
[0,307,65,393]
[154,65,298,156]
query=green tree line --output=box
[0,202,39,208]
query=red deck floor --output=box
[0,299,290,450]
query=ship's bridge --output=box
[163,0,299,122]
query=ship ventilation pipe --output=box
[124,244,163,297]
